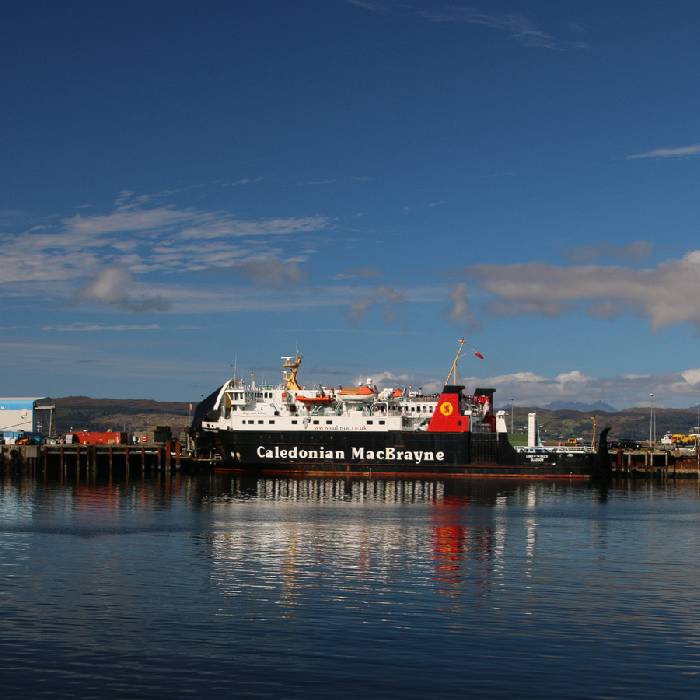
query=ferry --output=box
[191,341,611,479]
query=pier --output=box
[3,442,700,479]
[0,441,213,478]
[611,447,700,478]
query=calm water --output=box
[1,472,700,699]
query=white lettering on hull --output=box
[257,445,446,464]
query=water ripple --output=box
[1,474,700,698]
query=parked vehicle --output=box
[15,431,43,445]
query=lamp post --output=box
[510,397,515,435]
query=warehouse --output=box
[0,397,50,442]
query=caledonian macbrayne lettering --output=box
[255,445,445,464]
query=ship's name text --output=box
[256,445,445,464]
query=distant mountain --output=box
[544,400,618,413]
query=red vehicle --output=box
[76,431,127,445]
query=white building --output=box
[0,397,49,441]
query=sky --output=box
[3,0,700,408]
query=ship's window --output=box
[313,420,319,425]
[269,420,275,424]
[258,420,263,424]
[379,420,385,425]
[367,420,373,425]
[326,420,332,424]
[274,411,280,416]
[292,419,298,424]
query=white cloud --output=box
[225,177,264,186]
[566,240,652,263]
[178,215,328,240]
[63,206,193,235]
[352,370,413,387]
[626,143,700,160]
[680,369,700,386]
[78,267,169,312]
[555,370,590,384]
[238,258,307,287]
[347,2,587,50]
[447,282,474,325]
[0,192,330,307]
[43,323,161,332]
[101,281,439,315]
[345,0,387,12]
[333,266,380,281]
[348,285,404,323]
[418,7,556,48]
[467,251,700,330]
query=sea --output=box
[1,472,699,699]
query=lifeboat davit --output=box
[337,385,376,402]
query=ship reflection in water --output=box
[205,477,575,606]
[3,472,700,699]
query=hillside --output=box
[514,405,700,443]
[49,396,191,434]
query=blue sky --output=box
[3,0,700,407]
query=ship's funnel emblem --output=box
[439,402,454,417]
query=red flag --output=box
[474,350,485,360]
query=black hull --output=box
[197,429,602,479]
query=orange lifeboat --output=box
[391,387,403,398]
[337,385,376,402]
[296,394,334,406]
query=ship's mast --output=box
[444,338,465,385]
[281,354,303,391]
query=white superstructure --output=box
[199,354,492,435]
